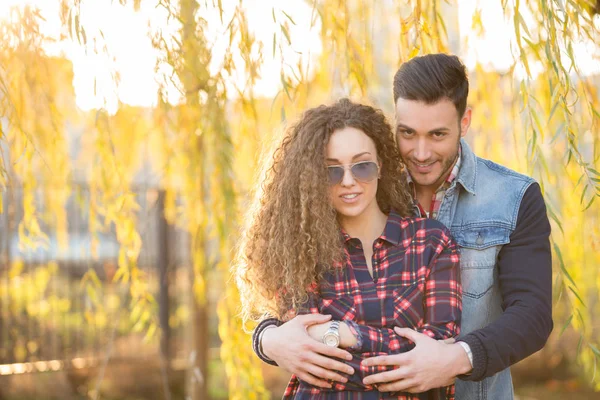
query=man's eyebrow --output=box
[396,123,414,131]
[326,152,371,162]
[396,123,451,133]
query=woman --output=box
[237,99,461,399]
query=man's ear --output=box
[460,107,472,138]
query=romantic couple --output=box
[236,53,553,399]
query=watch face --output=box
[324,333,339,347]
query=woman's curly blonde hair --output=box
[236,98,413,324]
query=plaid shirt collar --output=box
[340,210,405,246]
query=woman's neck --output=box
[339,204,388,244]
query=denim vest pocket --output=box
[453,226,510,298]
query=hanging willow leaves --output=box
[1,0,599,396]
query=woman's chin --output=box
[335,203,367,219]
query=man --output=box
[252,53,553,399]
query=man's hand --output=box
[361,327,471,393]
[262,314,355,388]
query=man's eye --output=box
[432,131,446,138]
[398,130,413,136]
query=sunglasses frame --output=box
[326,161,380,185]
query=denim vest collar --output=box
[455,139,477,195]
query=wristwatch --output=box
[322,320,341,347]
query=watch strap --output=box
[457,341,474,369]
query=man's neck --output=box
[415,187,436,213]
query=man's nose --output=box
[412,137,432,162]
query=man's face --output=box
[395,98,471,192]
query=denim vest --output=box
[424,139,534,400]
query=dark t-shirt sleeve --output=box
[458,183,553,381]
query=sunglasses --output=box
[327,161,380,185]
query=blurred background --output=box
[0,0,599,399]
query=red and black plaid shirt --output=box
[284,211,462,399]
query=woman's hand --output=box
[262,314,355,388]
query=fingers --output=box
[309,352,355,375]
[374,375,454,393]
[297,313,332,326]
[377,379,418,393]
[442,338,456,344]
[393,327,423,343]
[362,367,409,385]
[295,372,333,389]
[312,341,353,361]
[361,353,406,367]
[304,363,348,384]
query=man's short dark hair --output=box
[393,53,469,118]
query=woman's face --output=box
[326,127,381,220]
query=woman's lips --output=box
[339,193,361,203]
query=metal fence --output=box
[0,184,192,375]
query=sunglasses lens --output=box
[351,162,378,182]
[327,166,344,185]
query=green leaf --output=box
[217,0,223,22]
[281,23,291,45]
[281,74,291,100]
[548,100,561,124]
[553,243,578,289]
[436,11,448,38]
[568,286,587,308]
[577,334,584,356]
[559,314,573,337]
[545,202,564,235]
[517,11,532,38]
[580,184,588,205]
[281,10,296,25]
[522,37,540,59]
[575,173,585,190]
[582,195,595,211]
[591,344,600,358]
[550,122,565,144]
[67,8,72,37]
[575,308,585,326]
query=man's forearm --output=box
[252,318,281,365]
[459,299,552,381]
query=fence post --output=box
[156,190,171,362]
